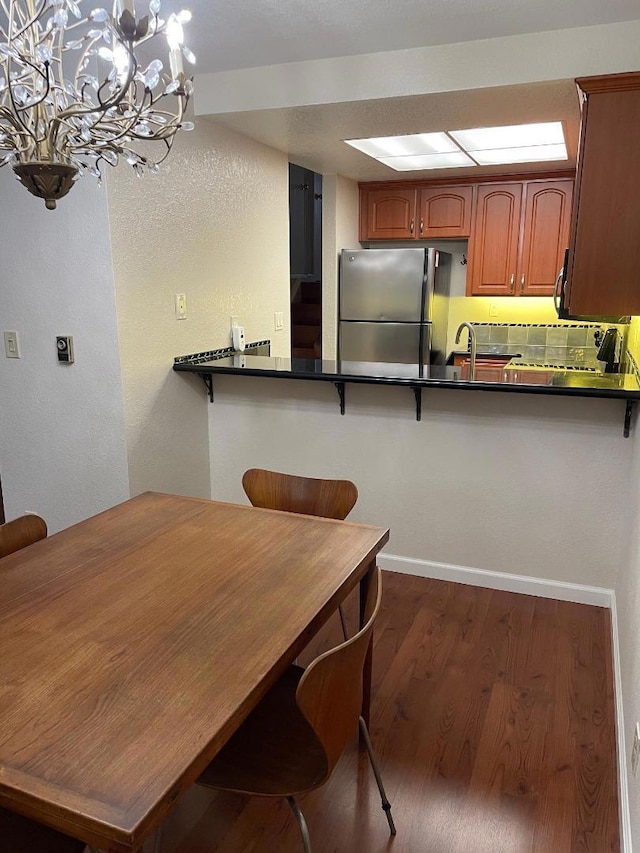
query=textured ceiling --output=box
[203,80,581,181]
[156,0,637,181]
[164,0,640,75]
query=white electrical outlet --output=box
[274,311,284,331]
[632,722,640,777]
[175,293,187,320]
[232,325,245,352]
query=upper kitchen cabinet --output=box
[359,183,473,241]
[467,183,522,295]
[467,178,573,296]
[563,73,640,317]
[418,186,473,238]
[360,187,418,240]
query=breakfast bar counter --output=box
[173,351,640,434]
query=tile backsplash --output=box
[468,323,608,367]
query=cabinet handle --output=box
[553,267,565,315]
[520,274,525,293]
[510,274,515,293]
[410,219,414,235]
[420,218,424,235]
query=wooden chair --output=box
[0,514,47,559]
[242,468,358,639]
[0,807,86,853]
[196,566,395,851]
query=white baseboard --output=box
[377,552,614,607]
[377,551,632,851]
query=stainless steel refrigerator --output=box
[338,248,452,365]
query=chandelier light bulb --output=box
[0,0,196,209]
[165,14,184,49]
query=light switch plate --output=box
[175,293,187,320]
[274,311,284,331]
[4,331,20,358]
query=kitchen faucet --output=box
[455,322,477,379]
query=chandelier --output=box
[0,0,195,209]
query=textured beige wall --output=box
[322,174,359,359]
[106,120,290,498]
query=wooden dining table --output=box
[0,492,389,852]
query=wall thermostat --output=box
[56,335,74,363]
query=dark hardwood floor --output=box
[142,571,620,852]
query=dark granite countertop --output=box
[173,353,640,401]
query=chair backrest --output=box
[295,566,382,778]
[242,468,358,520]
[0,514,47,559]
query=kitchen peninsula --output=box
[174,347,640,434]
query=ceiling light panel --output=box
[470,144,568,165]
[345,132,460,158]
[449,121,565,151]
[378,152,476,171]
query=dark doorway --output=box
[289,163,322,358]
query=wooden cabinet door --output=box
[518,180,573,296]
[566,75,640,316]
[418,186,473,238]
[468,184,522,295]
[360,188,418,240]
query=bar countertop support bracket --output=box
[198,372,214,403]
[334,382,346,415]
[624,399,634,437]
[411,385,422,421]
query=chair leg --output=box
[153,822,163,853]
[338,603,349,640]
[286,795,312,852]
[358,716,396,836]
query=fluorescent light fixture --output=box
[345,132,459,158]
[449,121,565,151]
[344,122,568,170]
[470,143,568,165]
[377,152,476,171]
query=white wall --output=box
[209,377,630,589]
[0,170,129,533]
[106,120,290,498]
[616,421,640,850]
